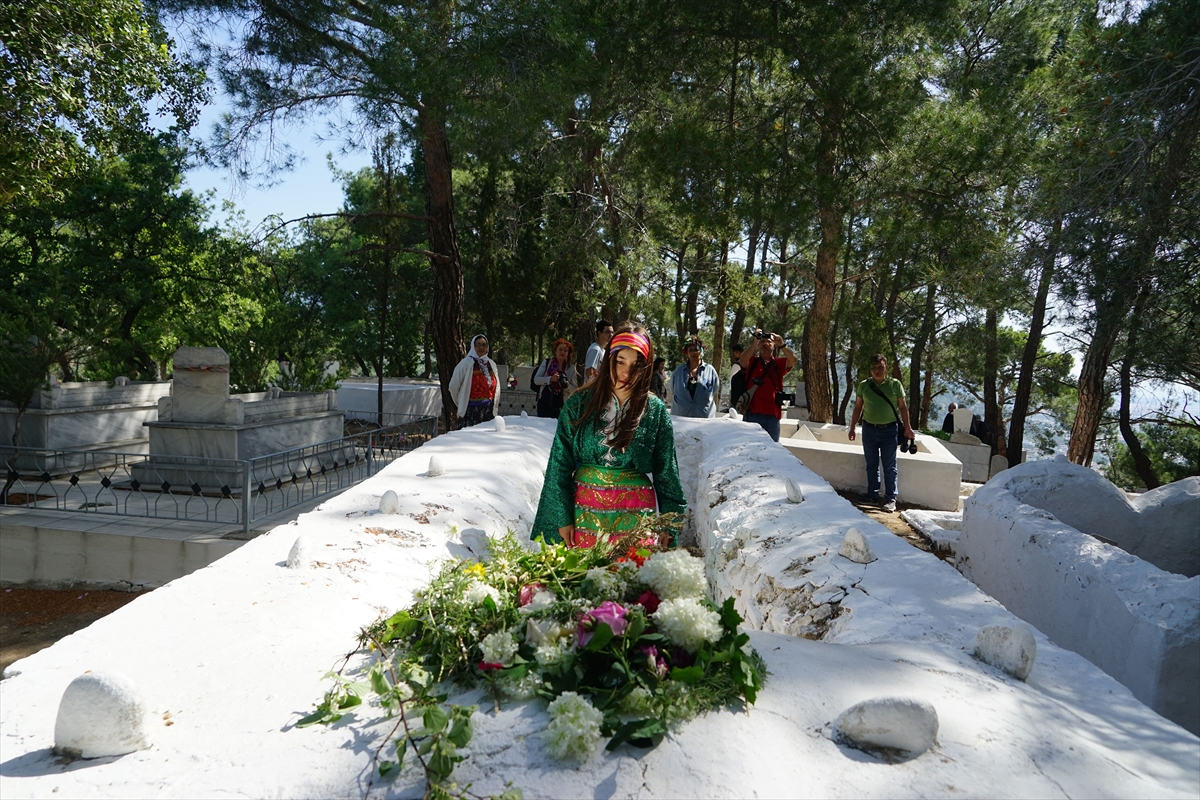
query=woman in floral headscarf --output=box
[531,323,687,549]
[448,334,501,429]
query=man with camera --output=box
[736,329,797,442]
[848,354,916,513]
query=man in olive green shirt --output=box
[848,354,915,513]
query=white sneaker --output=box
[883,500,897,513]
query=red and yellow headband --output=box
[608,331,651,361]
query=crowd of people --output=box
[447,321,968,551]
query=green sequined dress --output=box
[530,390,687,545]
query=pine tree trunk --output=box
[1067,309,1121,466]
[418,101,465,431]
[1008,216,1059,467]
[1118,290,1159,488]
[804,205,840,422]
[984,308,1000,457]
[908,283,937,425]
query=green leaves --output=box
[668,665,704,684]
[606,718,667,751]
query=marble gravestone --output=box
[0,376,170,472]
[134,347,345,490]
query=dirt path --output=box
[0,589,148,675]
[835,490,938,554]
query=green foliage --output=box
[937,323,1075,420]
[1104,423,1200,490]
[305,526,765,794]
[0,0,205,205]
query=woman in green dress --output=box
[530,324,687,548]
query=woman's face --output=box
[473,338,489,357]
[555,343,570,361]
[613,348,640,388]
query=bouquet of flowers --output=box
[301,516,766,795]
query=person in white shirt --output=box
[584,320,614,383]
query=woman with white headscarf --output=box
[448,334,501,429]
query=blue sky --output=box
[176,84,372,229]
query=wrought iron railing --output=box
[0,415,437,534]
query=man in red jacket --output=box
[737,330,797,442]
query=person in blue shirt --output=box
[670,335,720,418]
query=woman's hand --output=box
[559,525,575,547]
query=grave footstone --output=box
[54,671,149,758]
[833,696,938,756]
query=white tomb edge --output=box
[0,416,1195,799]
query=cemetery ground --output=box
[0,588,146,675]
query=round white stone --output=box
[520,410,528,418]
[728,408,740,420]
[426,455,445,477]
[785,477,805,504]
[971,624,1037,681]
[838,527,876,564]
[54,671,149,758]
[493,416,506,432]
[378,490,400,515]
[286,533,318,569]
[834,696,938,756]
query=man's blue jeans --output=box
[745,412,781,442]
[862,421,898,501]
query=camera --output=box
[775,391,796,406]
[754,330,776,340]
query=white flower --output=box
[480,629,519,666]
[638,550,707,600]
[525,617,570,648]
[620,685,653,716]
[464,580,502,606]
[653,597,723,652]
[534,636,574,667]
[521,588,557,614]
[497,670,542,701]
[543,691,603,762]
[585,566,624,599]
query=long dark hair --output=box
[575,323,655,451]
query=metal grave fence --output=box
[0,414,437,534]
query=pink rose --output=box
[590,601,629,636]
[577,600,628,646]
[519,582,546,606]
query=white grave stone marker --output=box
[54,671,150,758]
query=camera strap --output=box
[735,358,775,413]
[867,379,902,426]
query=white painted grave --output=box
[778,421,963,510]
[0,376,170,470]
[136,347,344,489]
[1,417,1196,798]
[960,460,1200,734]
[336,378,443,420]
